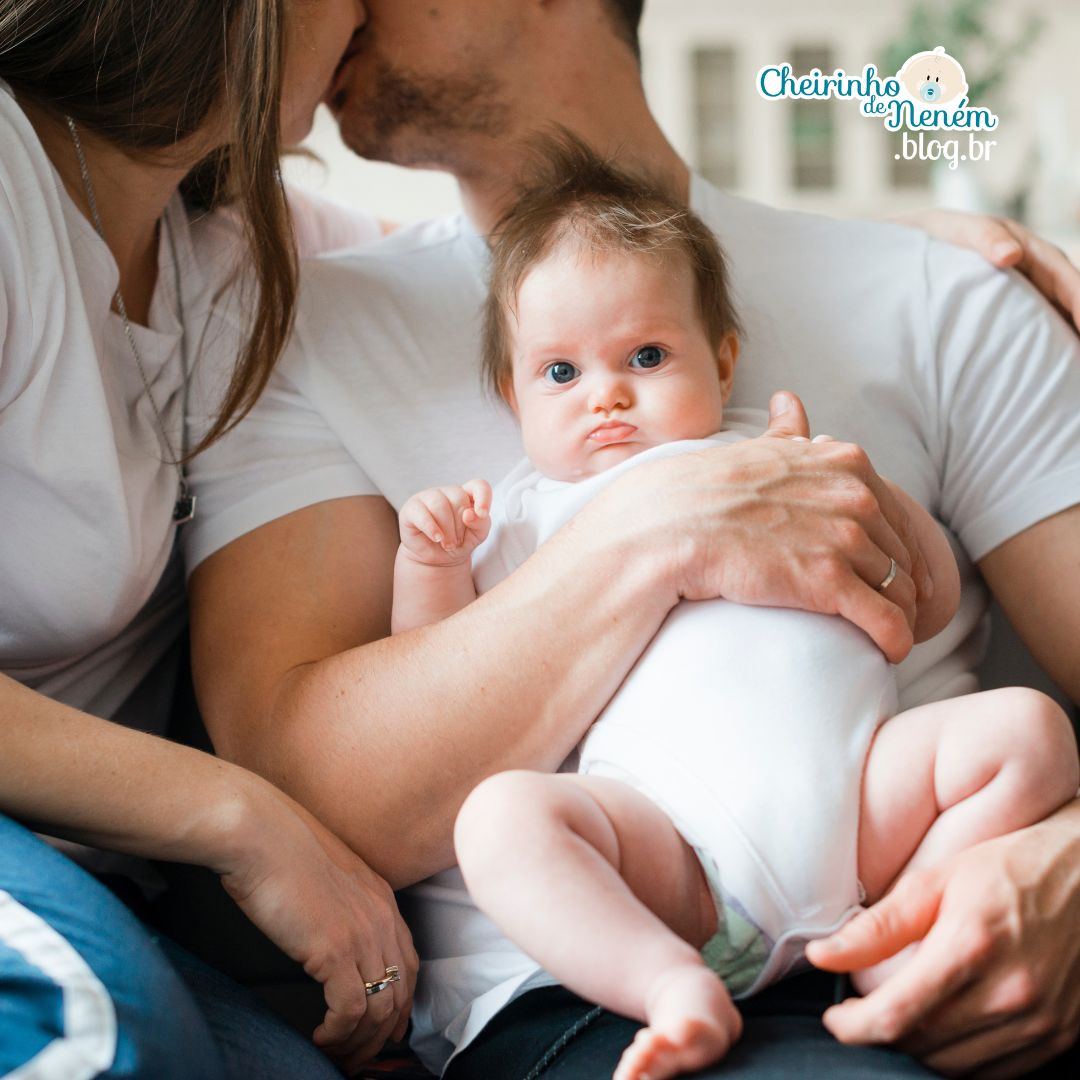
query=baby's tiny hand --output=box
[399,479,493,566]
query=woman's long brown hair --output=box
[0,0,298,453]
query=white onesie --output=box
[472,427,898,996]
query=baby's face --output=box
[506,243,736,481]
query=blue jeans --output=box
[445,978,1080,1079]
[0,813,341,1080]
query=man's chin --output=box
[334,115,405,166]
[332,60,510,168]
[334,113,455,171]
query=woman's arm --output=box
[0,672,417,1068]
[895,209,1080,331]
[190,396,931,888]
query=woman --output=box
[0,2,415,1077]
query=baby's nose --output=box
[588,376,631,412]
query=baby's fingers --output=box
[463,478,493,519]
[463,509,492,546]
[401,500,445,545]
[421,489,464,547]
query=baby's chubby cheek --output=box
[681,401,725,440]
[517,410,583,480]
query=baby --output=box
[392,144,1079,1080]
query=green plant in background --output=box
[881,0,1043,110]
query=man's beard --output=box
[336,59,511,168]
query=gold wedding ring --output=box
[364,965,401,996]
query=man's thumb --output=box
[805,870,943,972]
[767,391,811,439]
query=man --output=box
[186,2,1080,1076]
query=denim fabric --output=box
[445,976,1079,1079]
[0,813,340,1080]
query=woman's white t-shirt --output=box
[0,83,383,729]
[0,82,206,727]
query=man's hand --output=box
[762,393,933,644]
[625,390,931,663]
[898,209,1080,332]
[806,805,1080,1078]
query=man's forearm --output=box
[978,505,1080,705]
[220,518,675,888]
[194,425,932,887]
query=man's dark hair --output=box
[482,132,741,400]
[603,0,645,60]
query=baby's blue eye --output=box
[630,346,666,369]
[544,361,579,385]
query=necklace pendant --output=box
[173,491,197,524]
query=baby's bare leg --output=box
[854,687,1078,991]
[455,771,742,1080]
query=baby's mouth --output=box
[588,421,638,444]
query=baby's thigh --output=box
[456,771,716,947]
[570,773,718,948]
[858,703,947,899]
[858,687,1077,899]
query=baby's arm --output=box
[392,480,492,634]
[884,481,960,643]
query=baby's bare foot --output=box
[613,965,741,1080]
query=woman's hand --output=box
[806,801,1080,1078]
[598,391,931,663]
[896,209,1080,332]
[216,777,418,1073]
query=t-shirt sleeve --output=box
[0,158,27,407]
[183,358,381,576]
[0,227,9,379]
[286,184,384,258]
[928,240,1080,561]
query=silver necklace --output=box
[66,116,196,524]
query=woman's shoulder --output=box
[0,83,62,223]
[0,83,75,396]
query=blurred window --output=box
[694,46,739,188]
[888,130,931,189]
[790,45,836,190]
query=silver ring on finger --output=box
[364,965,401,996]
[877,558,898,592]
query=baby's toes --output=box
[613,1028,680,1080]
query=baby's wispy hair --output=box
[482,131,741,400]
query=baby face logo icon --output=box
[898,46,968,108]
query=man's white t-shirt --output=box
[185,176,1080,1073]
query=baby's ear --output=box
[500,375,519,413]
[716,332,740,403]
